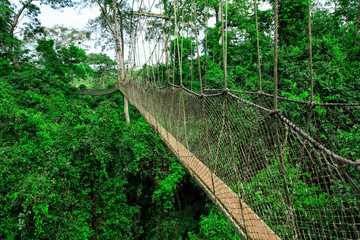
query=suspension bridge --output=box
[80,0,360,238]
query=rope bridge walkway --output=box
[80,0,360,238]
[80,79,360,239]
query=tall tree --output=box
[88,0,130,124]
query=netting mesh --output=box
[118,81,360,239]
[82,0,360,237]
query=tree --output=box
[35,39,92,83]
[0,0,23,70]
[0,0,76,70]
[87,53,117,87]
[85,0,131,124]
[24,25,92,50]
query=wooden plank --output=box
[123,92,281,240]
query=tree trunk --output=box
[102,72,105,88]
[0,42,21,70]
[164,20,169,81]
[10,54,21,70]
[214,6,219,23]
[8,0,35,71]
[113,1,130,124]
[120,14,125,62]
[124,97,130,124]
[354,0,360,43]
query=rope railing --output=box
[79,81,360,239]
[81,0,360,238]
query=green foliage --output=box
[152,162,185,211]
[244,159,359,238]
[0,80,142,239]
[85,53,118,88]
[36,39,93,83]
[45,25,91,49]
[0,35,209,238]
[0,0,78,71]
[2,0,360,238]
[188,204,241,240]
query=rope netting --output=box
[119,80,360,239]
[83,0,360,238]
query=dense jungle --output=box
[1,0,359,239]
[0,0,241,239]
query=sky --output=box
[37,4,114,56]
[11,1,99,29]
[38,6,98,29]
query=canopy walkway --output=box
[80,80,360,239]
[80,0,360,238]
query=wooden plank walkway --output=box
[126,95,281,240]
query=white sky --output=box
[38,6,98,29]
[38,5,119,57]
[10,0,98,31]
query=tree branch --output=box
[11,0,35,33]
[97,1,115,35]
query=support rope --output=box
[273,0,279,110]
[307,0,314,102]
[96,0,360,237]
[254,0,262,92]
